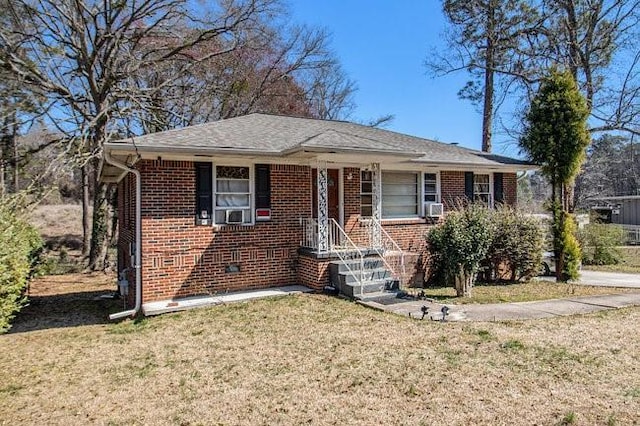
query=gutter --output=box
[103,149,142,320]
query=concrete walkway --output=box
[142,285,313,316]
[360,292,640,322]
[576,270,640,288]
[538,269,640,288]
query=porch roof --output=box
[101,113,536,181]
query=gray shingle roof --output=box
[107,113,534,168]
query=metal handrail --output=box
[329,218,366,298]
[367,216,407,287]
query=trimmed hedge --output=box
[487,208,545,282]
[426,206,544,293]
[427,205,493,296]
[0,206,43,333]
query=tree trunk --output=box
[563,1,580,83]
[0,143,5,197]
[88,177,110,271]
[11,122,18,192]
[109,187,118,246]
[87,117,109,271]
[81,163,90,257]
[454,266,473,297]
[481,1,496,153]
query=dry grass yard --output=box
[419,280,636,304]
[1,275,640,425]
[583,247,640,274]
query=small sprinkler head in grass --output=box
[420,305,429,320]
[441,306,450,322]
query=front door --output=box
[312,168,340,221]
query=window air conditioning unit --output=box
[225,209,245,224]
[424,202,444,217]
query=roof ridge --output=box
[246,112,352,124]
[307,128,426,153]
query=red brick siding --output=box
[503,173,517,206]
[117,174,136,306]
[338,169,518,288]
[127,160,311,303]
[440,171,467,210]
[116,162,520,303]
[297,256,330,291]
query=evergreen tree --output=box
[519,69,590,281]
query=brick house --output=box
[100,113,534,317]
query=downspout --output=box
[104,149,142,320]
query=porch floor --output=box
[142,285,313,316]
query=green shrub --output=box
[426,205,493,297]
[557,211,581,281]
[0,205,43,333]
[487,208,544,281]
[579,223,624,265]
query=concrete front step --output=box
[336,267,392,285]
[338,278,390,299]
[329,256,385,273]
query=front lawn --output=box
[417,280,636,304]
[1,274,639,425]
[582,246,640,273]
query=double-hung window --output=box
[196,163,271,226]
[473,173,491,205]
[214,165,252,225]
[423,172,440,203]
[360,170,373,217]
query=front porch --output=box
[296,160,422,299]
[298,216,417,299]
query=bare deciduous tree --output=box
[0,0,277,269]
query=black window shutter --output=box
[195,162,212,219]
[494,172,504,205]
[255,164,271,209]
[464,172,474,201]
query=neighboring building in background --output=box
[100,113,535,316]
[589,195,640,244]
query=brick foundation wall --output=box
[297,255,330,291]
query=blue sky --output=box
[289,1,518,156]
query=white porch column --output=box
[317,160,329,252]
[371,162,382,248]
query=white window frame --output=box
[423,171,441,203]
[473,172,493,207]
[360,170,374,217]
[213,164,254,225]
[381,170,420,219]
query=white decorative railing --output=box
[301,216,409,296]
[301,217,319,250]
[364,217,408,288]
